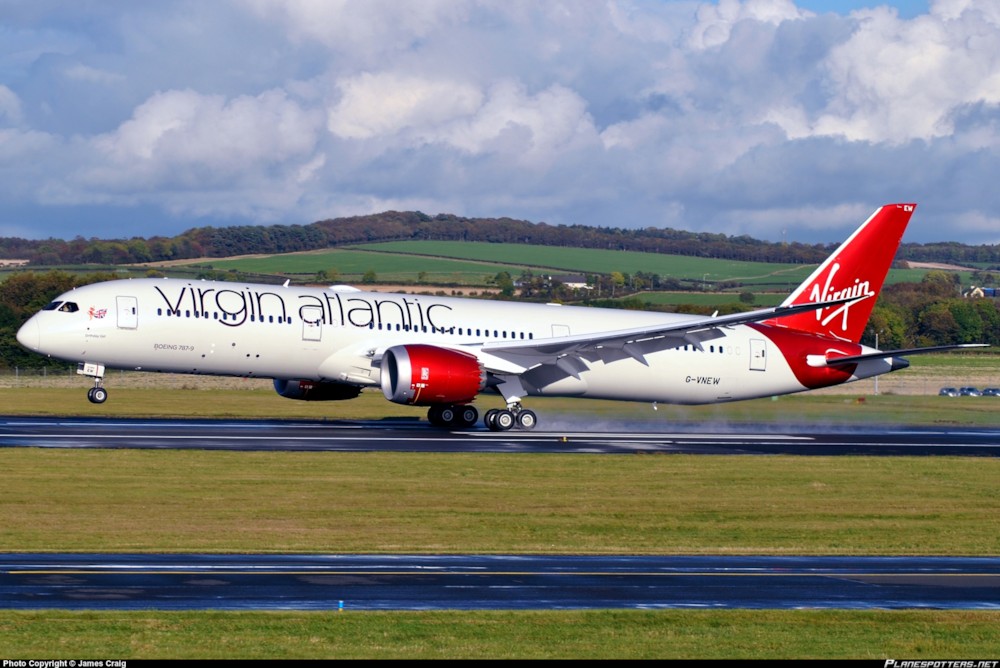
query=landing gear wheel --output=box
[439,406,457,426]
[429,404,479,429]
[516,409,537,430]
[484,409,499,431]
[459,405,479,428]
[427,405,445,427]
[493,409,515,431]
[87,387,108,404]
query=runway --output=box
[1,416,1000,455]
[3,554,999,611]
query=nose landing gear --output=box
[78,362,108,404]
[87,385,108,404]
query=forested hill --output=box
[1,210,997,267]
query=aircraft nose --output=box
[16,317,39,351]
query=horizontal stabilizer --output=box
[816,343,989,367]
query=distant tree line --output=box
[2,210,998,268]
[865,271,1000,349]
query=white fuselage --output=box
[17,277,891,405]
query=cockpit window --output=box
[42,301,79,312]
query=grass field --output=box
[3,448,999,554]
[183,248,522,285]
[2,358,999,659]
[4,610,998,659]
[351,240,809,286]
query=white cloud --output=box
[92,88,323,177]
[328,72,483,140]
[774,1,1000,142]
[239,0,467,57]
[328,73,598,167]
[0,86,24,125]
[441,81,597,160]
[688,0,808,49]
[2,0,1000,244]
[63,63,126,86]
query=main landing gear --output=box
[481,376,536,431]
[427,404,480,429]
[426,402,538,431]
[484,403,537,432]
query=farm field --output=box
[177,248,520,285]
[351,240,957,287]
[157,240,966,294]
[354,240,810,287]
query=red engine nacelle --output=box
[273,378,362,401]
[380,344,486,406]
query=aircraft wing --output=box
[473,295,864,374]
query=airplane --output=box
[15,203,984,431]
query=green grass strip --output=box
[2,610,998,659]
[2,450,997,555]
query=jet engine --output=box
[380,344,486,406]
[273,378,362,401]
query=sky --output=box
[1,0,998,246]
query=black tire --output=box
[88,387,108,404]
[439,406,457,426]
[516,409,537,430]
[459,405,479,428]
[494,409,515,431]
[427,405,444,427]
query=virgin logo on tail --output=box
[807,262,874,333]
[766,203,915,343]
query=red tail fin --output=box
[767,203,916,343]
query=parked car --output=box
[939,387,959,397]
[982,388,1000,396]
[959,387,982,396]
